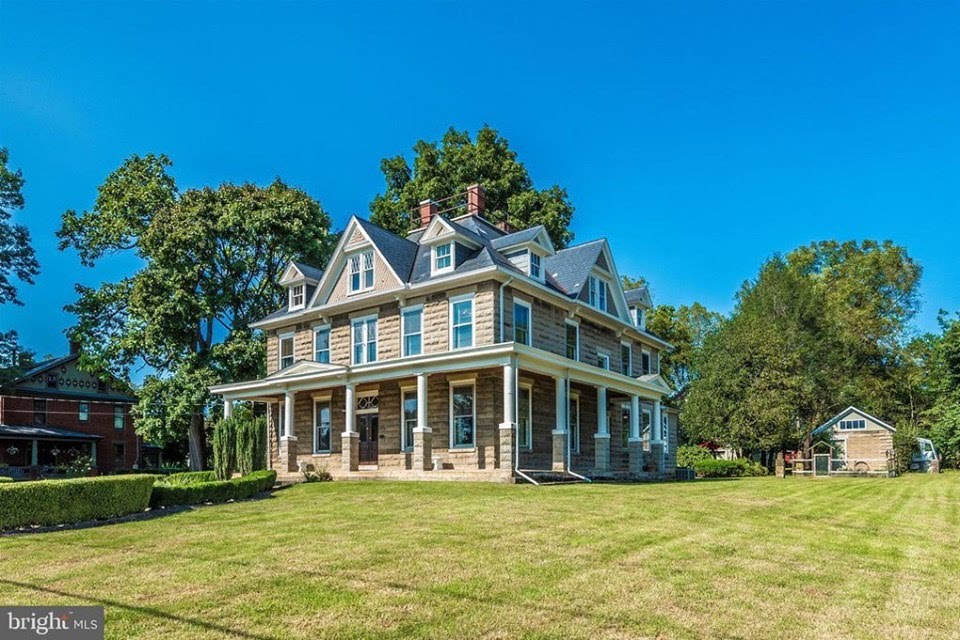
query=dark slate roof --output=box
[16,354,77,382]
[624,287,652,308]
[489,226,544,250]
[354,217,419,281]
[0,424,103,440]
[291,261,324,282]
[543,239,606,297]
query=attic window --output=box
[350,251,375,293]
[634,308,646,330]
[838,419,866,430]
[289,284,305,310]
[434,242,454,274]
[588,276,608,312]
[529,252,542,279]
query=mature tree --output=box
[926,313,960,466]
[647,303,723,392]
[0,330,36,388]
[58,154,334,469]
[370,126,575,248]
[0,147,40,305]
[621,275,648,292]
[683,240,922,455]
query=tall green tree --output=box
[647,303,723,392]
[370,126,575,248]
[0,147,40,305]
[57,154,334,469]
[0,330,36,388]
[926,313,960,466]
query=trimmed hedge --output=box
[694,458,768,478]
[150,470,276,507]
[0,476,14,484]
[163,471,217,486]
[0,474,156,529]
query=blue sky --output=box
[1,0,958,359]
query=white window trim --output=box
[278,331,295,369]
[661,413,669,453]
[449,379,477,449]
[312,397,332,454]
[400,384,417,452]
[288,283,306,311]
[277,401,286,438]
[565,319,580,361]
[349,250,375,294]
[569,392,581,454]
[432,242,455,275]
[597,352,611,370]
[449,293,475,350]
[529,251,543,281]
[621,341,633,376]
[355,391,380,415]
[351,314,378,365]
[313,324,331,363]
[518,381,533,451]
[401,305,424,357]
[513,298,532,346]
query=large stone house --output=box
[212,186,677,482]
[0,344,142,479]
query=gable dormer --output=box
[279,261,322,311]
[624,287,652,330]
[419,213,483,277]
[490,226,555,283]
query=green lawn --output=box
[3,474,959,640]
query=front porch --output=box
[213,343,673,483]
[0,424,102,480]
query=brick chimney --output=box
[69,339,81,355]
[466,184,486,216]
[419,199,438,227]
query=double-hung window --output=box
[450,382,475,448]
[314,400,332,453]
[289,284,305,309]
[402,390,417,451]
[450,295,474,349]
[352,316,378,364]
[314,326,330,363]
[588,276,608,312]
[598,353,610,370]
[434,242,453,273]
[33,399,46,425]
[641,349,651,375]
[279,333,295,369]
[78,402,89,422]
[569,394,580,454]
[529,252,542,279]
[518,385,532,450]
[402,307,423,357]
[513,299,531,346]
[621,343,632,376]
[350,250,374,293]
[565,321,579,360]
[114,406,125,430]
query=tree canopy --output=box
[57,154,334,468]
[369,126,575,248]
[0,147,40,306]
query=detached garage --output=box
[795,406,895,477]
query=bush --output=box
[893,425,920,475]
[236,416,267,476]
[213,417,237,481]
[0,474,156,529]
[163,471,217,486]
[150,470,276,507]
[677,444,714,468]
[301,463,333,483]
[0,476,14,484]
[693,458,768,478]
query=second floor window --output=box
[434,242,453,273]
[33,399,46,425]
[314,327,330,363]
[279,333,294,369]
[78,402,89,422]
[641,349,651,375]
[621,343,632,376]
[350,251,374,293]
[289,284,305,309]
[352,316,378,364]
[598,353,610,370]
[450,295,474,349]
[114,405,125,430]
[513,300,531,346]
[565,322,579,360]
[402,307,422,356]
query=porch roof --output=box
[210,343,672,401]
[0,424,103,441]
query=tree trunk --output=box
[188,411,207,471]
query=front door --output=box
[358,413,379,465]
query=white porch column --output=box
[499,362,517,471]
[594,386,610,473]
[223,398,233,420]
[628,394,643,475]
[629,395,640,440]
[596,387,608,435]
[651,398,665,475]
[652,400,663,443]
[552,376,567,471]
[413,373,432,471]
[342,383,358,472]
[283,391,296,440]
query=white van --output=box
[911,438,939,472]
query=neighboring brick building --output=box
[0,345,141,478]
[212,185,676,483]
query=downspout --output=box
[498,277,514,344]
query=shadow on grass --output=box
[0,579,277,640]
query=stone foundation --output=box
[341,432,359,472]
[498,423,515,470]
[552,430,566,471]
[279,437,298,473]
[412,427,432,471]
[628,439,643,474]
[594,433,610,472]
